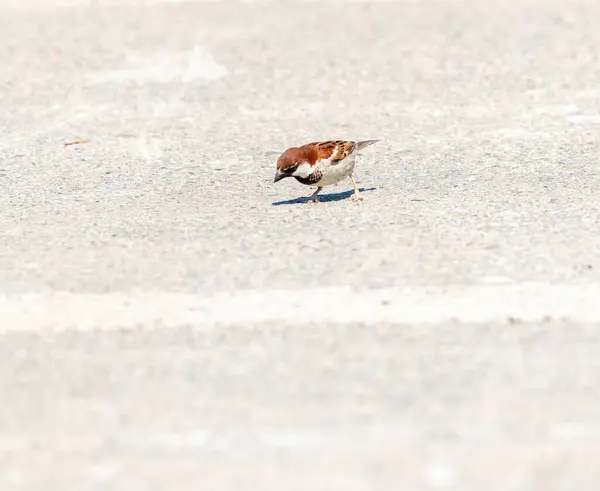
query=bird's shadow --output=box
[272,187,376,206]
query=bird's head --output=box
[273,146,317,183]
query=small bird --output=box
[273,139,380,202]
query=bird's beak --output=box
[273,170,286,183]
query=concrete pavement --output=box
[1,0,600,489]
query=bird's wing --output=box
[302,140,355,164]
[304,140,380,164]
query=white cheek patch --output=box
[292,162,314,178]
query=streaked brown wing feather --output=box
[330,141,356,162]
[303,140,356,163]
[302,139,379,164]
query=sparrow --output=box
[273,139,380,202]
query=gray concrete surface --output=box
[1,0,600,489]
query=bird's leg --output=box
[309,186,323,203]
[349,174,363,201]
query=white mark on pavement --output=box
[478,276,515,285]
[89,46,227,84]
[0,283,600,331]
[422,462,459,488]
[134,135,164,162]
[0,426,404,453]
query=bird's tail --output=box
[355,139,380,151]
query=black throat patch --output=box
[294,169,322,185]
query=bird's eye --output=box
[286,165,298,174]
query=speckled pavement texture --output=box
[1,0,600,489]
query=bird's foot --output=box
[307,186,323,203]
[350,193,364,201]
